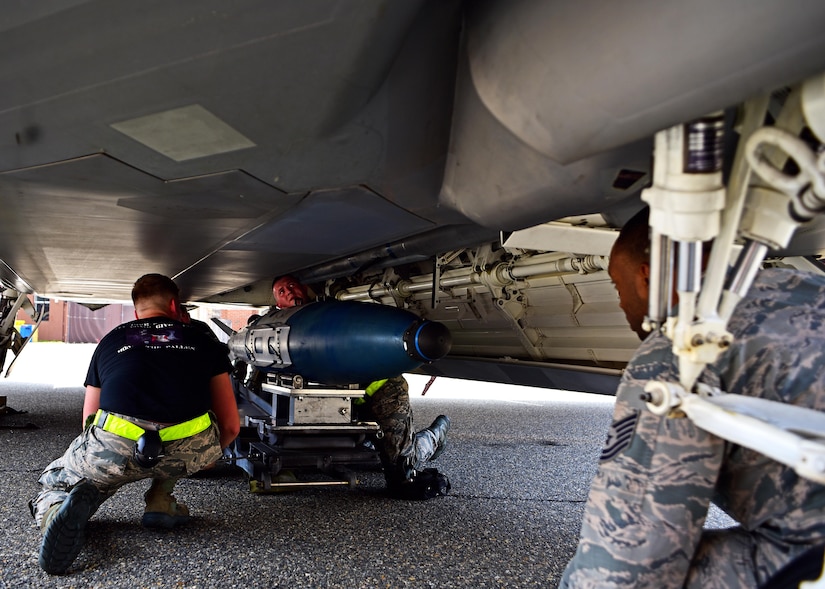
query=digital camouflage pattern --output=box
[357,376,441,485]
[560,268,825,588]
[30,417,222,527]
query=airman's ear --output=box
[637,262,651,295]
[640,262,650,284]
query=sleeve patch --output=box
[600,411,640,462]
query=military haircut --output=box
[131,273,179,305]
[613,207,651,264]
[272,274,295,289]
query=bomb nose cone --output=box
[405,320,452,362]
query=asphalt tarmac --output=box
[0,343,731,588]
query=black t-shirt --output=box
[84,316,233,422]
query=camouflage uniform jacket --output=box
[560,268,825,588]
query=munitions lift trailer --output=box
[227,372,382,493]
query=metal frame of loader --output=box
[227,372,383,493]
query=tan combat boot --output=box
[142,478,190,529]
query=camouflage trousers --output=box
[29,415,222,527]
[356,376,440,485]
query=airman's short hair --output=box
[613,208,651,264]
[131,273,179,305]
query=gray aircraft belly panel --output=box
[0,154,300,301]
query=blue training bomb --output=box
[227,301,451,385]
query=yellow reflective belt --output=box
[93,409,144,440]
[354,379,388,406]
[365,379,388,397]
[158,413,211,441]
[93,409,211,442]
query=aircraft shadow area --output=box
[2,380,614,587]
